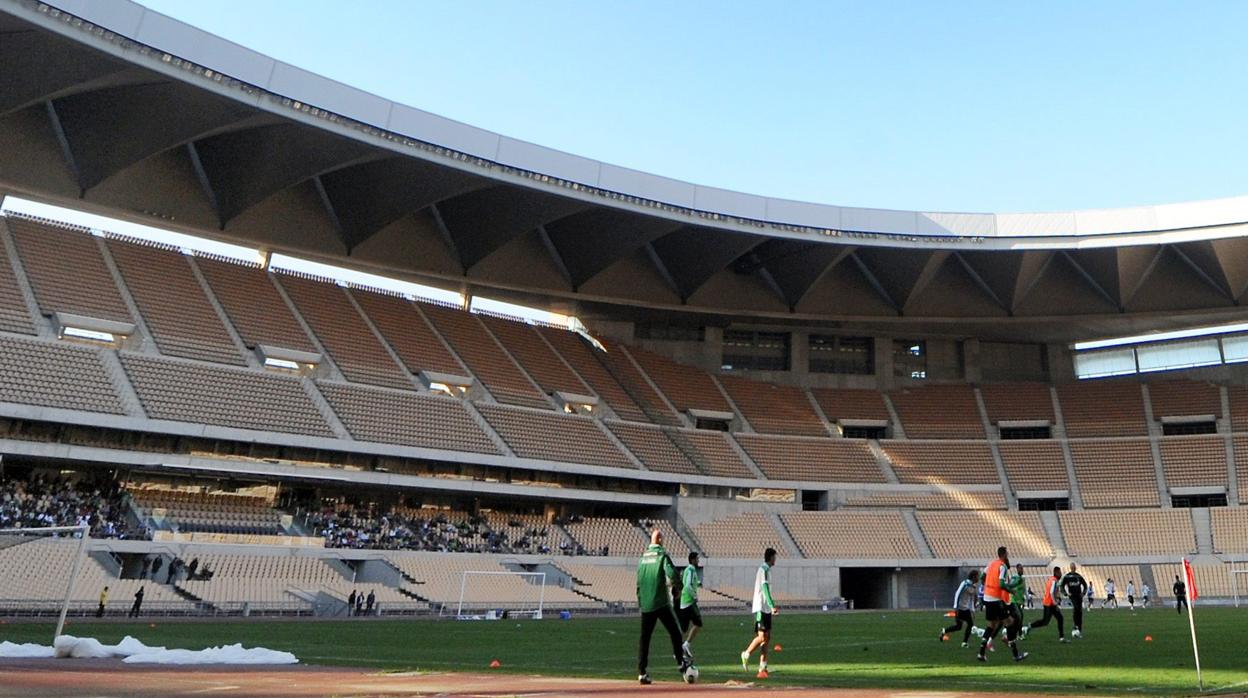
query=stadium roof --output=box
[3,0,1248,340]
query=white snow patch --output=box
[0,635,295,664]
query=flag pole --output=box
[1183,558,1203,692]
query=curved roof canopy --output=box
[2,0,1248,339]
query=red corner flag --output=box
[1183,559,1199,601]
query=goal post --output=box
[0,524,91,642]
[454,570,546,620]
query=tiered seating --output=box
[979,382,1055,424]
[1057,381,1148,437]
[537,327,648,422]
[418,302,549,409]
[782,511,918,558]
[843,490,1006,510]
[735,434,883,482]
[638,519,691,560]
[997,441,1070,491]
[481,511,571,555]
[693,513,788,559]
[625,346,731,414]
[131,489,283,534]
[0,335,124,413]
[1069,439,1160,507]
[717,374,826,437]
[1229,387,1248,433]
[0,537,191,612]
[349,288,465,376]
[915,511,1052,559]
[562,517,646,556]
[1158,435,1228,489]
[193,257,316,353]
[275,273,409,389]
[1237,435,1248,503]
[0,219,34,334]
[476,404,634,469]
[1151,562,1234,599]
[479,315,590,396]
[881,441,999,484]
[1148,380,1222,419]
[1058,510,1196,556]
[808,387,891,423]
[120,353,333,436]
[105,239,243,365]
[596,338,681,424]
[317,382,498,454]
[1210,508,1248,554]
[389,554,592,609]
[605,421,699,475]
[888,385,984,438]
[555,562,637,603]
[179,554,414,611]
[5,216,129,323]
[674,429,756,479]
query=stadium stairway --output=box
[900,511,935,558]
[769,512,805,559]
[866,441,900,483]
[1192,508,1214,554]
[1039,511,1069,556]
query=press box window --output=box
[893,339,926,379]
[809,335,873,375]
[721,330,790,371]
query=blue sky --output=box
[130,0,1248,214]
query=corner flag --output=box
[1184,558,1199,601]
[1181,558,1202,691]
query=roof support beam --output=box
[1061,251,1121,311]
[953,251,1007,312]
[536,225,573,287]
[44,101,81,197]
[901,251,952,311]
[643,242,682,300]
[1171,244,1237,301]
[428,203,464,274]
[850,252,901,314]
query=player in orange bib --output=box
[976,546,1027,663]
[1021,565,1068,642]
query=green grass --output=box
[3,607,1247,695]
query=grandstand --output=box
[1,0,1248,628]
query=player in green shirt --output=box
[636,529,692,685]
[677,552,703,658]
[1004,563,1028,655]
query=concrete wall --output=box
[675,496,800,528]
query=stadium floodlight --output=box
[0,524,90,643]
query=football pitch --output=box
[2,607,1246,695]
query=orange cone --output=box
[149,623,156,629]
[1144,635,1153,642]
[944,611,957,617]
[489,659,502,668]
[773,644,782,652]
[756,669,769,679]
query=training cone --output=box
[944,611,957,617]
[148,623,156,629]
[489,659,501,668]
[941,634,950,642]
[1144,635,1153,642]
[773,644,782,652]
[756,669,769,679]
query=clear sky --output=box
[130,0,1248,214]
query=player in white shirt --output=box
[1126,580,1136,610]
[1141,582,1151,608]
[1103,579,1117,609]
[740,548,778,678]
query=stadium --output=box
[0,0,1246,695]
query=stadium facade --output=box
[0,0,1247,616]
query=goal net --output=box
[452,571,546,620]
[0,525,90,641]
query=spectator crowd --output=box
[0,473,134,538]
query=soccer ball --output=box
[683,665,699,684]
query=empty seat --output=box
[692,513,788,558]
[537,327,649,422]
[916,510,1051,559]
[736,434,884,482]
[881,440,999,485]
[105,238,243,365]
[476,404,635,469]
[0,218,35,334]
[0,335,124,414]
[418,301,550,409]
[997,440,1070,491]
[479,314,591,396]
[1148,380,1221,420]
[5,216,130,323]
[718,374,826,437]
[624,345,731,414]
[121,353,333,436]
[979,382,1055,424]
[1059,510,1195,556]
[1158,435,1228,489]
[350,287,467,377]
[1057,382,1148,437]
[1068,439,1160,507]
[782,511,919,558]
[317,381,497,454]
[888,385,984,438]
[194,256,316,353]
